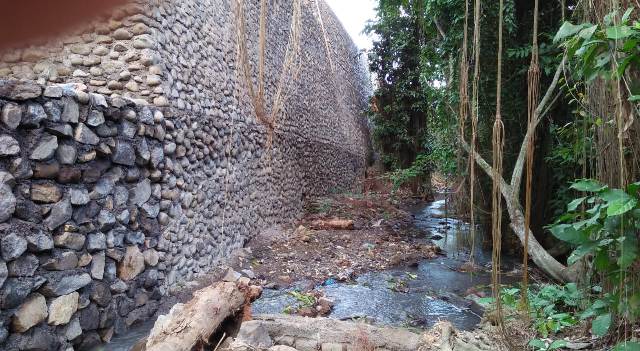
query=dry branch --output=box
[310,219,355,230]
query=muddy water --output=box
[253,198,516,330]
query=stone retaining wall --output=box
[0,0,371,350]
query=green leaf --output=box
[618,235,639,269]
[627,181,640,196]
[594,250,610,271]
[607,25,634,39]
[618,55,635,77]
[571,179,606,192]
[578,25,598,40]
[607,197,637,216]
[629,95,640,102]
[591,313,611,337]
[528,339,546,349]
[549,340,568,350]
[611,341,640,351]
[555,22,586,43]
[568,242,598,265]
[549,224,590,245]
[622,8,634,24]
[567,197,587,211]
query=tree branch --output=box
[510,56,566,201]
[433,17,447,40]
[459,137,513,198]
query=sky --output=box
[325,0,377,50]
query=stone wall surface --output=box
[0,0,371,350]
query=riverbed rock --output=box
[56,144,77,164]
[42,252,78,271]
[40,272,92,297]
[232,321,273,349]
[29,134,58,160]
[91,251,105,280]
[87,232,107,252]
[7,254,39,277]
[44,198,72,230]
[89,281,111,307]
[64,316,82,340]
[31,183,62,203]
[0,134,20,156]
[1,278,38,309]
[11,293,47,332]
[112,141,135,166]
[74,123,100,145]
[23,103,47,128]
[69,187,90,205]
[60,98,79,123]
[0,185,16,223]
[118,246,145,281]
[54,232,85,250]
[26,231,53,252]
[1,233,28,261]
[0,80,42,100]
[130,179,151,206]
[2,103,22,129]
[48,292,79,325]
[0,260,7,288]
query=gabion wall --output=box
[0,0,371,349]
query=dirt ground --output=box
[247,190,442,288]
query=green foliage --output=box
[547,179,640,340]
[389,153,431,190]
[555,6,640,100]
[284,290,317,314]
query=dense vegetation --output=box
[367,0,640,348]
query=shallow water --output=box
[104,196,510,350]
[98,320,155,351]
[253,196,515,331]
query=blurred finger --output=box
[0,0,130,52]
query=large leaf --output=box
[549,224,590,245]
[571,179,606,192]
[555,22,587,43]
[606,25,634,39]
[612,341,640,351]
[618,235,639,269]
[549,340,568,350]
[607,197,638,216]
[591,313,611,337]
[568,242,598,265]
[528,339,546,349]
[567,197,587,211]
[578,25,598,40]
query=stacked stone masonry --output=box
[0,0,371,350]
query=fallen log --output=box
[145,281,261,351]
[232,314,424,351]
[309,218,354,230]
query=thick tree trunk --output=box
[462,140,574,282]
[145,282,260,351]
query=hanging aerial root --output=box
[468,0,482,266]
[234,0,303,147]
[522,0,541,311]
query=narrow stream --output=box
[104,197,515,350]
[253,197,517,331]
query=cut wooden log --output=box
[145,281,261,351]
[309,219,354,230]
